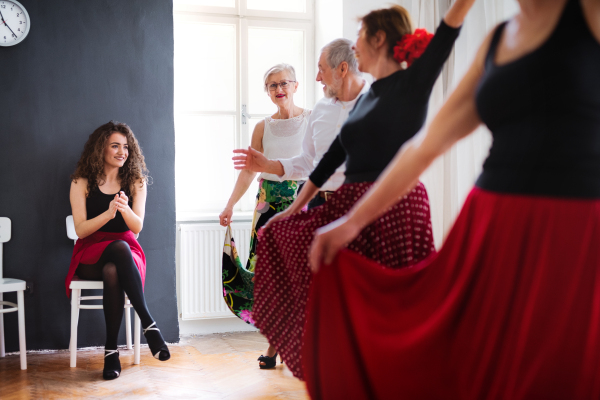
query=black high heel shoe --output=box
[103,349,121,380]
[257,352,280,369]
[143,322,171,361]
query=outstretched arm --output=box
[219,122,264,226]
[309,29,493,271]
[444,0,477,28]
[233,147,285,176]
[233,116,318,180]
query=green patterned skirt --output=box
[222,179,301,325]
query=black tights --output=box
[76,240,154,350]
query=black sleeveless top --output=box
[86,185,131,232]
[475,0,600,198]
[309,21,461,186]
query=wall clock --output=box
[0,0,30,46]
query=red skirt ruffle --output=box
[254,182,435,379]
[64,230,146,297]
[304,187,600,400]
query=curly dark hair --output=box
[71,121,149,199]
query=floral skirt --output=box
[253,181,436,379]
[222,179,302,324]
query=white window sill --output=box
[176,211,254,223]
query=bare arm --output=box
[444,0,477,28]
[219,121,264,226]
[309,30,493,270]
[116,180,147,234]
[70,178,117,239]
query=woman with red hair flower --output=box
[248,1,476,380]
[307,0,600,398]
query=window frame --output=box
[173,0,314,20]
[173,0,315,221]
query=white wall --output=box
[342,0,410,40]
[314,0,344,102]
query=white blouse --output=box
[259,108,311,182]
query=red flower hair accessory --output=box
[393,29,433,69]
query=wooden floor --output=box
[0,332,309,399]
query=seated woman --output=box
[64,121,170,380]
[219,63,310,368]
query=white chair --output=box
[67,215,141,367]
[0,217,27,370]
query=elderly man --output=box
[233,38,369,209]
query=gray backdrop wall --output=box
[0,0,179,351]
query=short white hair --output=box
[263,63,297,92]
[321,38,359,74]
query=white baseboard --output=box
[179,317,259,335]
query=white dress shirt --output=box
[278,81,370,191]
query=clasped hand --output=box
[106,191,131,219]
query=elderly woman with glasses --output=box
[219,63,311,369]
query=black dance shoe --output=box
[143,322,171,361]
[257,352,280,369]
[103,349,121,380]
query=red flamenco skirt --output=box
[64,230,146,297]
[304,187,600,400]
[253,182,435,379]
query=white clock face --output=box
[0,0,30,46]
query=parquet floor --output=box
[0,332,309,399]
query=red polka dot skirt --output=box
[252,181,435,379]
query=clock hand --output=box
[0,10,18,38]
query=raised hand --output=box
[233,146,271,173]
[105,194,119,220]
[116,191,131,215]
[219,206,233,227]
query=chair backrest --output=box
[0,217,10,244]
[0,217,11,279]
[66,215,78,243]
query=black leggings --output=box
[76,240,154,350]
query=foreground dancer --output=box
[66,121,170,380]
[234,38,369,210]
[219,64,310,368]
[252,1,476,379]
[307,0,600,398]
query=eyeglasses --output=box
[266,80,296,91]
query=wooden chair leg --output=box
[125,299,132,350]
[134,312,140,365]
[17,290,26,370]
[70,288,81,368]
[0,293,5,358]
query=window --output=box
[174,0,314,220]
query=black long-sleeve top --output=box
[309,21,461,187]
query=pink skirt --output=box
[304,188,600,399]
[64,230,146,297]
[253,182,435,379]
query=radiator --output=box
[179,222,252,320]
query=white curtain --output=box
[402,0,519,247]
